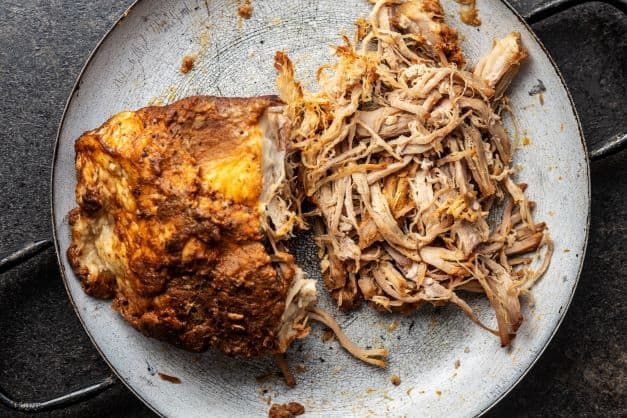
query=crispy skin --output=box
[68,96,296,357]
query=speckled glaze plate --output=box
[52,1,590,417]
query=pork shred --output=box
[275,0,552,346]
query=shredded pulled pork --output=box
[275,0,552,347]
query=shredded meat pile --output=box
[275,0,553,346]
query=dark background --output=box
[0,0,625,416]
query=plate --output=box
[52,1,590,416]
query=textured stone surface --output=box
[0,0,624,416]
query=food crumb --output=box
[180,55,195,74]
[238,0,253,19]
[560,122,565,132]
[158,373,181,384]
[387,320,399,332]
[390,374,401,386]
[435,389,442,396]
[268,402,304,418]
[464,347,470,353]
[564,249,571,253]
[538,93,545,106]
[383,391,394,401]
[548,210,556,217]
[356,17,371,41]
[522,136,532,146]
[454,359,460,369]
[406,387,414,396]
[455,0,481,26]
[366,387,377,395]
[199,28,211,48]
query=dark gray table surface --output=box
[0,1,625,417]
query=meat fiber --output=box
[275,0,552,346]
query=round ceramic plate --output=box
[52,0,590,416]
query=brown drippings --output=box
[455,0,481,26]
[158,373,181,384]
[390,374,401,386]
[268,402,305,418]
[238,0,253,19]
[454,359,461,369]
[180,55,195,74]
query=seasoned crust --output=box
[394,0,465,66]
[68,95,297,356]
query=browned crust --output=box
[68,95,294,357]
